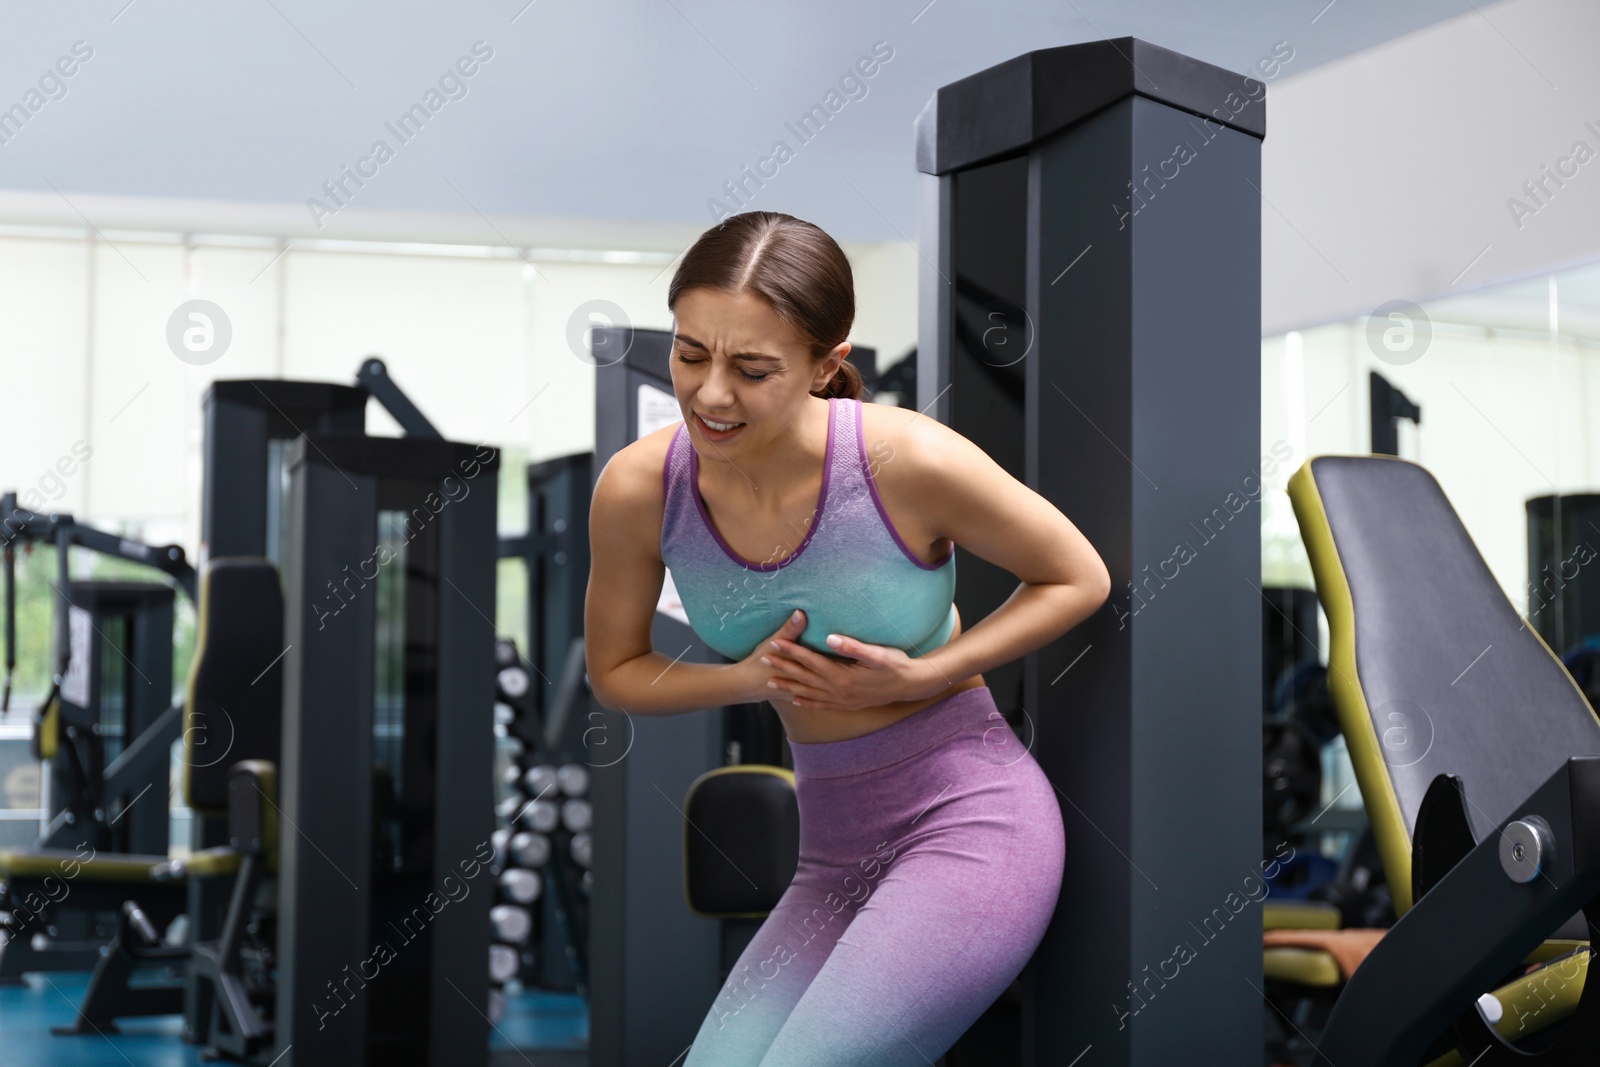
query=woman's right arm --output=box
[584,442,788,715]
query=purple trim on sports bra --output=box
[690,397,837,573]
[855,398,955,571]
[664,422,681,503]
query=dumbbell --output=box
[490,904,531,943]
[570,831,592,869]
[498,664,531,700]
[556,763,589,797]
[491,828,511,868]
[495,796,524,822]
[521,800,560,834]
[523,763,559,798]
[501,868,542,905]
[488,987,507,1025]
[561,798,592,833]
[489,943,520,983]
[511,831,550,867]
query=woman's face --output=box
[669,286,845,456]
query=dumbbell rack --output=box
[486,638,591,1024]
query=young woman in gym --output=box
[585,210,1110,1066]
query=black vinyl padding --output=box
[188,559,284,811]
[1314,456,1600,841]
[685,771,799,916]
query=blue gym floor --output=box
[0,972,588,1065]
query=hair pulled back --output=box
[667,211,864,400]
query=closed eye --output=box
[675,353,768,382]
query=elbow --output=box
[583,651,618,712]
[1065,562,1112,617]
[1090,563,1113,609]
[587,670,622,713]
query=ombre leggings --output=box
[683,685,1066,1067]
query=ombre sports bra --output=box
[660,397,957,662]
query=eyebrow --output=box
[673,333,782,363]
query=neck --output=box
[695,395,832,501]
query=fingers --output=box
[766,636,840,677]
[761,645,830,686]
[771,609,806,642]
[761,609,819,652]
[821,633,876,662]
[766,676,832,703]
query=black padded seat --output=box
[184,558,284,814]
[683,766,799,918]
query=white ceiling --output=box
[0,0,1489,245]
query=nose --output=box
[697,358,740,409]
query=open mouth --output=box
[695,412,746,437]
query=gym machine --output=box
[27,359,508,1060]
[1289,454,1600,1065]
[270,432,499,1066]
[202,363,516,1065]
[0,502,196,981]
[579,39,1264,1064]
[915,38,1264,1063]
[184,372,372,1041]
[57,429,506,1064]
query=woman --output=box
[585,211,1110,1066]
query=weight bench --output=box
[1287,454,1600,1065]
[0,847,188,982]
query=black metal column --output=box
[278,441,378,1066]
[918,38,1264,1064]
[526,453,593,718]
[429,444,499,1065]
[116,584,175,856]
[278,435,498,1067]
[202,381,367,560]
[190,379,367,1041]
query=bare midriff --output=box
[772,609,984,744]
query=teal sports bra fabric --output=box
[660,397,957,662]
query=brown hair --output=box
[667,211,865,401]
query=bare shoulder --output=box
[590,422,683,549]
[857,398,985,489]
[856,399,992,560]
[859,397,1108,591]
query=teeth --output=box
[702,416,742,431]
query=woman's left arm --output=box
[895,411,1112,697]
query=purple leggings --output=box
[683,685,1066,1066]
